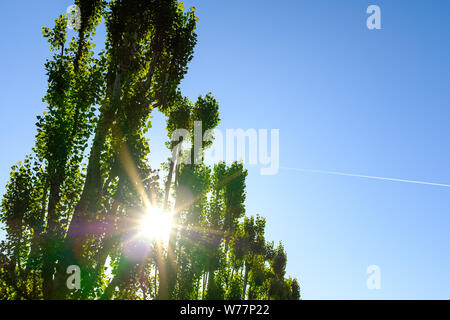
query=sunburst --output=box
[138,206,173,244]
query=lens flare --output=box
[138,206,173,243]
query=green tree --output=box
[0,0,300,300]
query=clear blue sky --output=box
[1,0,449,299]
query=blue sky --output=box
[1,0,449,299]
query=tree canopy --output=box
[0,0,300,300]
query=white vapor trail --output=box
[280,167,450,188]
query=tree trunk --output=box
[242,262,250,300]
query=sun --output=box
[138,206,173,243]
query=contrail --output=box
[280,167,450,188]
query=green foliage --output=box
[0,0,300,300]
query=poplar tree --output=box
[0,0,300,300]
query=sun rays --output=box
[138,206,173,244]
